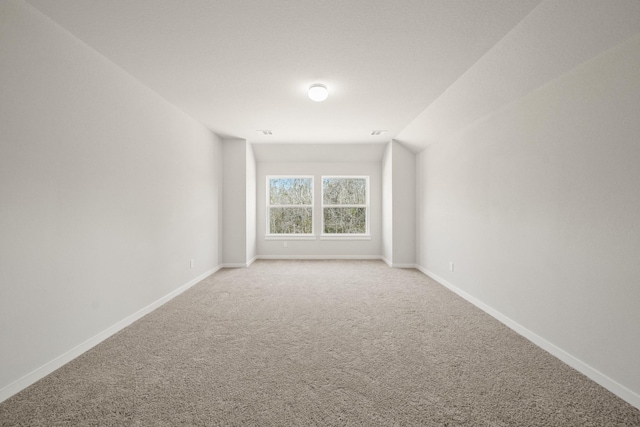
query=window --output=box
[322,176,369,235]
[267,176,313,235]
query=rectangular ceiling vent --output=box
[371,130,388,136]
[257,130,273,136]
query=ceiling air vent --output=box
[257,130,273,136]
[371,130,388,136]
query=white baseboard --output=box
[254,256,414,269]
[391,263,417,269]
[257,255,383,260]
[0,265,222,404]
[222,255,258,268]
[415,265,640,410]
[379,258,416,269]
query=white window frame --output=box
[321,175,371,240]
[265,175,315,240]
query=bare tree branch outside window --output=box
[322,177,368,234]
[268,177,313,234]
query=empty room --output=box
[1,0,639,425]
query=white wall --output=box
[257,161,382,258]
[0,0,223,401]
[222,138,247,266]
[222,138,257,267]
[416,35,640,407]
[391,141,416,267]
[381,143,393,263]
[381,141,416,267]
[246,142,257,263]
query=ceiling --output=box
[24,0,640,152]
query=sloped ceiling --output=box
[23,0,640,155]
[396,0,640,151]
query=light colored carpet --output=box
[1,260,639,426]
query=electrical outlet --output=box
[449,262,454,272]
[190,259,195,269]
[283,241,288,248]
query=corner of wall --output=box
[391,141,416,266]
[221,139,248,265]
[381,141,394,263]
[246,141,257,264]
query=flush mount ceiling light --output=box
[308,84,328,102]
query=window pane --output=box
[323,207,366,234]
[270,178,312,205]
[269,207,312,234]
[323,178,366,205]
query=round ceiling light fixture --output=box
[308,84,328,102]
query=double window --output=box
[267,175,369,237]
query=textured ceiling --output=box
[23,0,640,152]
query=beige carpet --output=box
[1,260,639,426]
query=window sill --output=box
[265,235,316,241]
[320,235,371,241]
